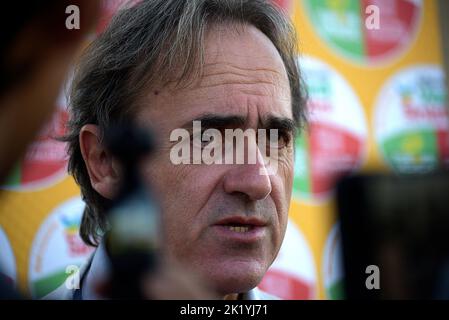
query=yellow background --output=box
[289,0,446,299]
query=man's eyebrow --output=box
[180,114,296,134]
[181,114,247,130]
[262,116,297,134]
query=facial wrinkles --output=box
[197,61,290,101]
[170,69,291,225]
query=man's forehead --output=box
[182,25,291,122]
[137,23,292,128]
[138,87,292,132]
[203,23,288,78]
[139,75,292,131]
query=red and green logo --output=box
[294,56,368,201]
[374,65,449,173]
[29,197,94,299]
[303,0,422,65]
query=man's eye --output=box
[268,131,291,149]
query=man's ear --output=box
[79,124,121,199]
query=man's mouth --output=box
[215,216,267,228]
[213,216,268,241]
[226,225,252,233]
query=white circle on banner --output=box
[374,65,449,173]
[294,55,368,202]
[258,219,317,299]
[28,197,94,298]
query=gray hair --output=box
[64,0,308,246]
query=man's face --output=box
[135,24,294,295]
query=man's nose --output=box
[222,148,272,201]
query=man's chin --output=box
[205,263,267,296]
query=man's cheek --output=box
[277,157,294,194]
[271,170,293,209]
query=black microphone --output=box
[103,123,160,299]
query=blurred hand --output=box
[95,258,219,300]
[142,259,219,300]
[0,0,100,182]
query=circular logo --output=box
[259,219,317,299]
[294,56,368,201]
[0,226,17,287]
[374,65,449,173]
[322,222,345,300]
[1,106,69,191]
[303,0,422,65]
[29,197,94,299]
